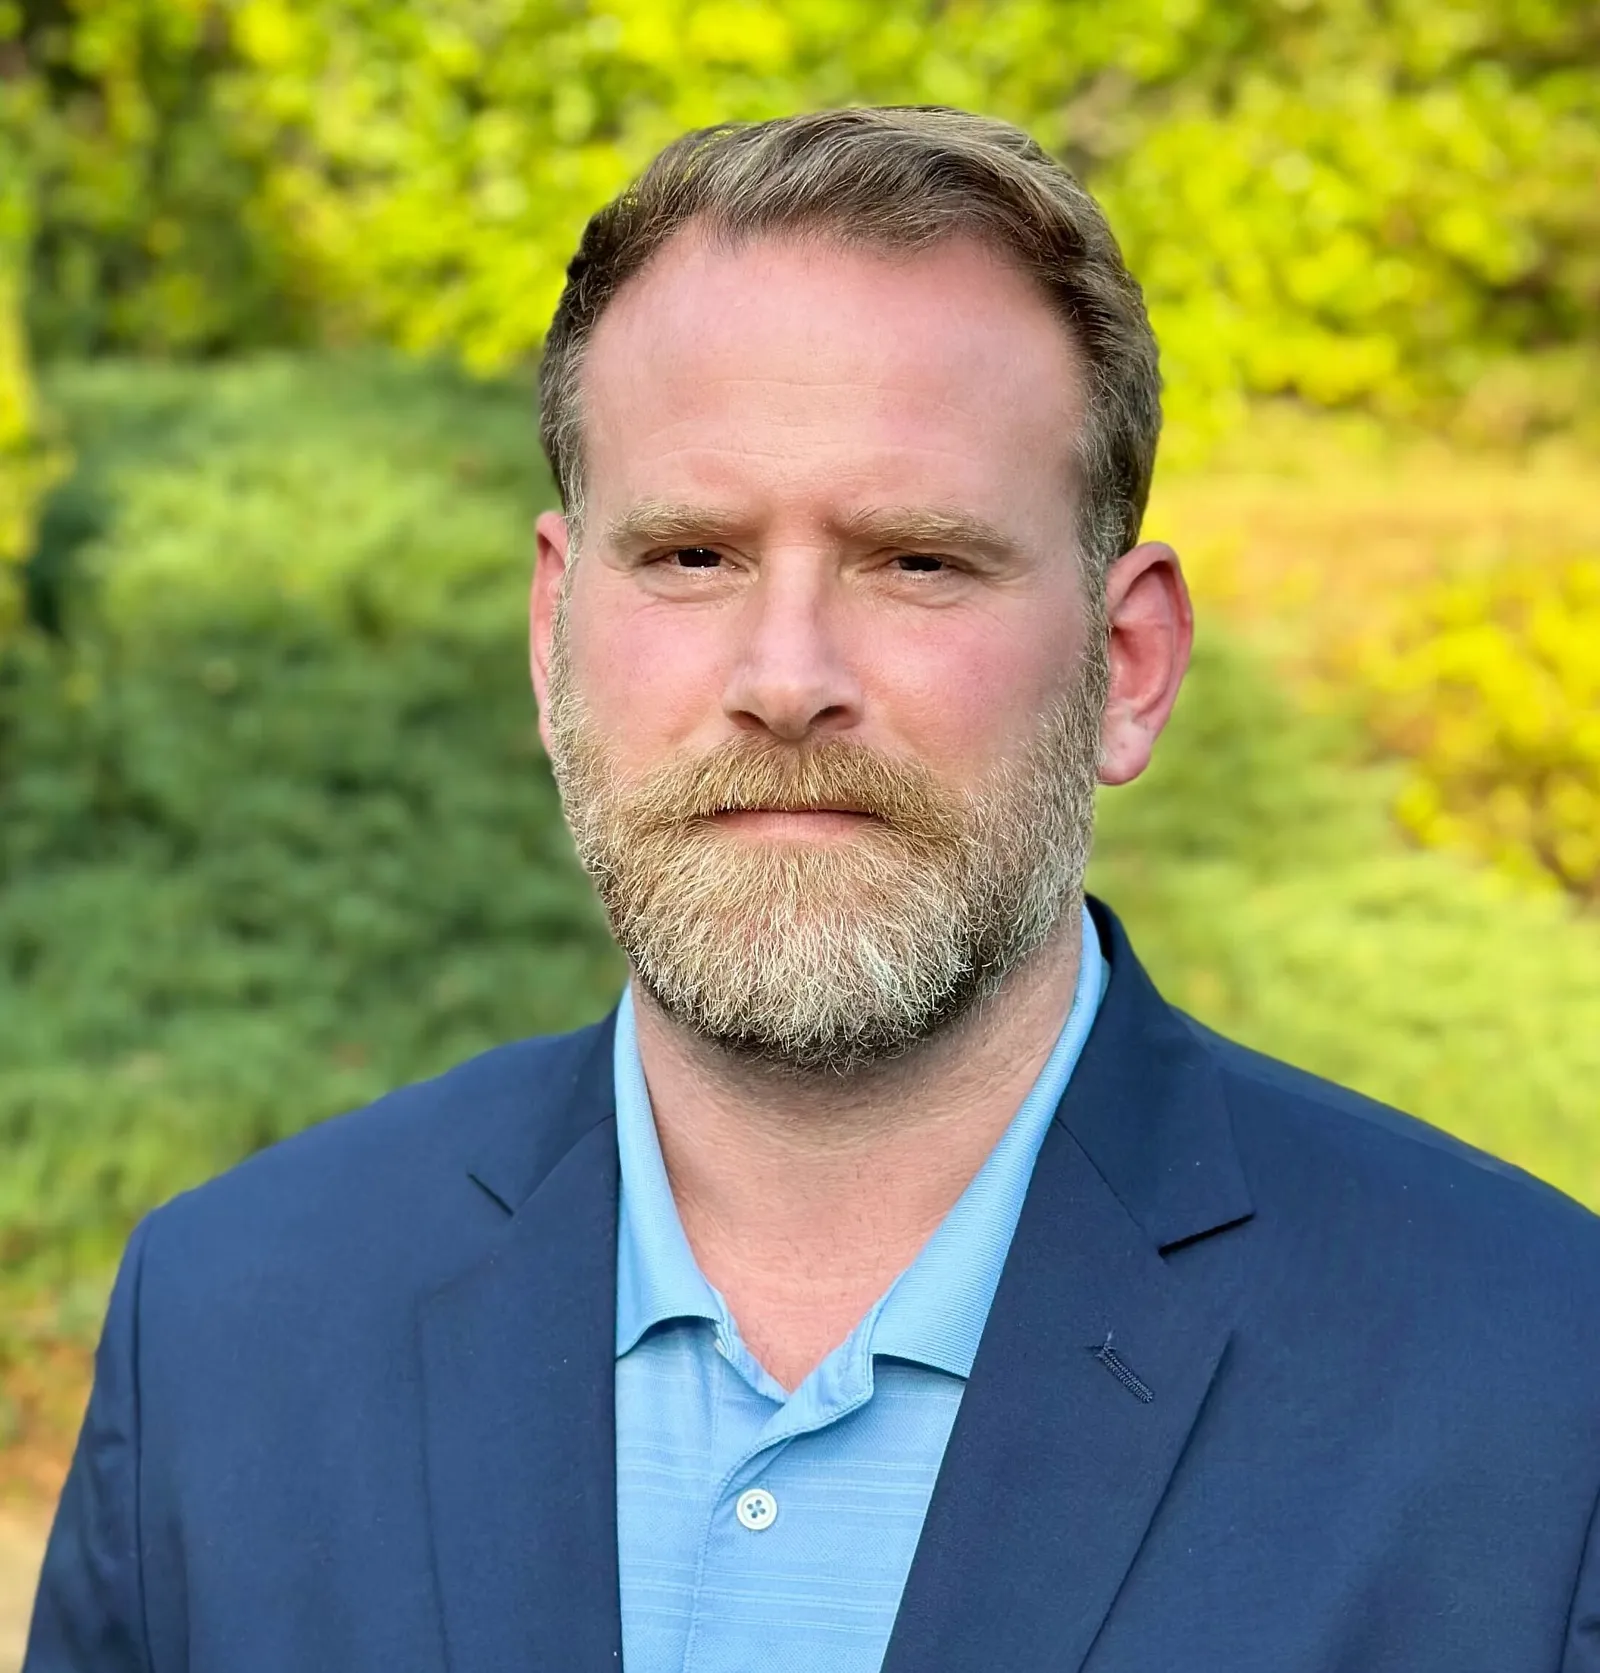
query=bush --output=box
[2,0,306,356]
[1350,554,1600,900]
[0,225,31,636]
[0,354,623,1300]
[5,0,1597,435]
[0,138,62,645]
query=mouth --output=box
[706,807,883,840]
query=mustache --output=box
[616,736,967,838]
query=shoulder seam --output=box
[1186,1015,1596,1218]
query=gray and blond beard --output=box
[544,594,1107,1075]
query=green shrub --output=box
[1351,553,1600,900]
[5,0,1597,435]
[0,133,64,645]
[3,0,306,357]
[0,355,623,1296]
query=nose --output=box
[721,557,864,743]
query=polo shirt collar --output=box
[614,987,721,1356]
[870,906,1104,1376]
[613,904,1106,1374]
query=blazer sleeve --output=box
[24,1216,155,1673]
[1566,1476,1600,1672]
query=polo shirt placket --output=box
[614,905,1106,1673]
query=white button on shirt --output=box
[735,1488,778,1531]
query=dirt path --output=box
[0,1509,46,1673]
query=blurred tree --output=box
[0,76,64,644]
[3,0,308,354]
[1098,0,1600,438]
[1357,552,1600,901]
[2,0,1596,435]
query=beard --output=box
[544,594,1107,1076]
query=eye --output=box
[895,554,947,573]
[667,547,723,568]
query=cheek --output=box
[864,608,1072,773]
[568,588,727,759]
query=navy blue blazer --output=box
[26,902,1600,1671]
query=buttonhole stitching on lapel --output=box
[1089,1331,1155,1404]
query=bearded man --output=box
[27,108,1600,1673]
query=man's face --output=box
[533,230,1112,1072]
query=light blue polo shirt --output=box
[614,905,1106,1673]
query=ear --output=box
[1097,541,1193,787]
[530,509,572,756]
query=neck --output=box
[630,910,1084,1390]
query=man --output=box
[26,107,1600,1673]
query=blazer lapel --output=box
[883,902,1254,1673]
[417,1018,623,1673]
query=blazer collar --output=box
[1064,897,1254,1250]
[418,1015,623,1673]
[463,1010,617,1214]
[882,898,1255,1673]
[454,897,1251,1245]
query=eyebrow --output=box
[834,505,1017,558]
[603,500,749,550]
[602,500,1017,558]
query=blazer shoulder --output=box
[1186,1013,1600,1270]
[138,1018,615,1291]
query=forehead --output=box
[578,229,1083,527]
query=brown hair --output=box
[539,106,1161,579]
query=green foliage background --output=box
[0,1,1598,1439]
[1,359,621,1291]
[5,0,1597,430]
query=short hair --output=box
[539,106,1161,580]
